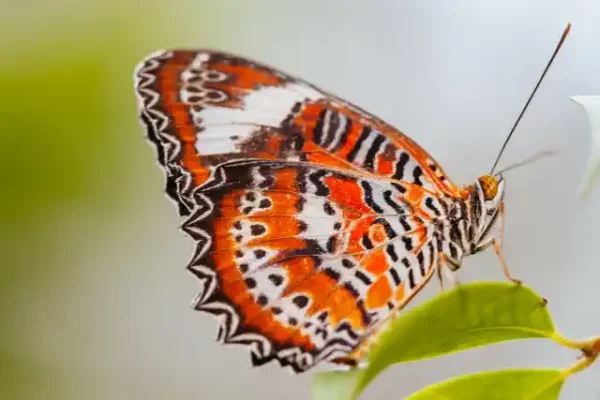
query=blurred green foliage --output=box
[0,27,128,400]
[0,3,218,398]
[1,49,115,223]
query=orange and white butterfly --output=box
[133,27,568,373]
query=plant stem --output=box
[552,332,600,353]
[563,350,598,377]
[557,334,600,378]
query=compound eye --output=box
[478,174,498,200]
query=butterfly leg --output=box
[493,241,522,285]
[472,202,522,285]
[495,201,522,285]
[497,201,506,248]
[436,253,461,292]
[436,261,444,292]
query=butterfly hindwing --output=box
[182,159,447,371]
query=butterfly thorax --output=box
[436,174,505,269]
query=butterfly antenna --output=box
[494,149,557,176]
[490,22,571,174]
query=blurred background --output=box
[1,0,599,399]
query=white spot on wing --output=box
[250,266,288,300]
[297,197,339,238]
[191,52,210,69]
[181,53,210,81]
[191,83,324,132]
[351,133,378,165]
[195,107,284,127]
[195,125,258,155]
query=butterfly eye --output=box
[478,174,498,200]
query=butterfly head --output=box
[478,174,500,201]
[476,173,504,210]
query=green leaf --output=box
[571,95,600,197]
[405,369,565,400]
[312,282,554,400]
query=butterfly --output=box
[133,27,568,373]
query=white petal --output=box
[571,95,600,197]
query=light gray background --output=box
[23,1,600,399]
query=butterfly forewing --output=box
[134,49,463,372]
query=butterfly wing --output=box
[134,50,462,372]
[135,50,462,213]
